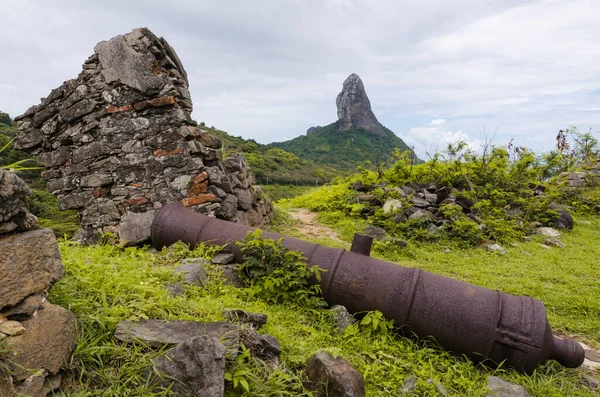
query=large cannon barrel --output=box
[151,202,584,373]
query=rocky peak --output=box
[336,73,384,136]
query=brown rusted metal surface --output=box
[151,202,585,373]
[350,234,373,256]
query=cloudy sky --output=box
[1,0,599,158]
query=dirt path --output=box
[287,208,342,241]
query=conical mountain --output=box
[269,74,415,171]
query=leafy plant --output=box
[236,230,326,307]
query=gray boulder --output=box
[304,351,365,397]
[151,335,225,397]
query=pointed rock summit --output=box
[336,73,385,136]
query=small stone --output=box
[304,351,365,397]
[0,320,26,336]
[484,243,506,254]
[427,378,447,396]
[364,225,387,240]
[165,283,184,297]
[382,199,402,214]
[175,258,209,287]
[400,374,417,394]
[486,376,532,397]
[356,193,376,204]
[223,309,267,328]
[409,209,435,221]
[544,237,565,248]
[581,374,600,389]
[534,227,560,237]
[329,305,356,332]
[220,265,245,287]
[540,244,552,250]
[211,251,235,265]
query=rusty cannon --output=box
[151,202,584,373]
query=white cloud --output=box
[0,0,599,155]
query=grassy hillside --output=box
[207,127,340,185]
[45,223,599,396]
[269,121,416,171]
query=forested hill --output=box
[268,121,415,171]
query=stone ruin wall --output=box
[14,28,272,245]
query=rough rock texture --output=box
[303,351,366,397]
[151,336,225,397]
[14,28,272,245]
[336,73,385,136]
[5,301,77,381]
[0,228,63,310]
[486,376,532,397]
[0,170,75,396]
[0,169,39,234]
[114,319,239,349]
[223,309,268,329]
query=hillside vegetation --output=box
[269,121,417,172]
[207,126,340,185]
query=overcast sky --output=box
[1,0,599,158]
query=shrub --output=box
[236,230,326,307]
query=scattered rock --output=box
[223,309,267,329]
[0,320,26,336]
[410,197,430,208]
[364,225,387,240]
[577,220,592,225]
[351,181,367,192]
[220,265,245,287]
[427,378,447,396]
[409,209,435,221]
[6,301,77,381]
[15,372,46,397]
[175,258,209,287]
[0,228,63,309]
[304,351,365,397]
[486,376,532,397]
[329,305,356,332]
[399,374,418,394]
[357,193,376,204]
[240,327,282,361]
[483,243,506,254]
[544,237,566,248]
[211,251,235,265]
[550,202,574,230]
[534,227,560,237]
[579,342,600,370]
[165,283,184,297]
[581,374,600,390]
[151,335,225,397]
[382,199,402,214]
[114,319,240,349]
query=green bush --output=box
[236,230,326,308]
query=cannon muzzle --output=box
[151,202,584,373]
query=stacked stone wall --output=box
[14,28,271,245]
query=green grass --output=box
[38,211,599,396]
